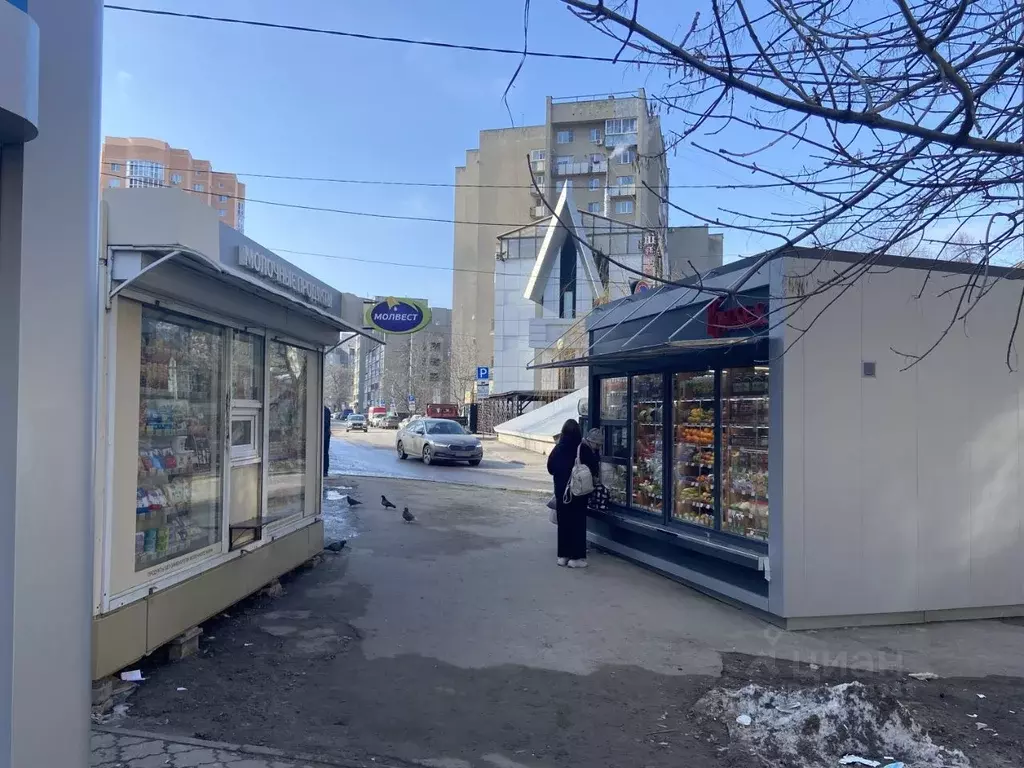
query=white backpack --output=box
[563,443,595,503]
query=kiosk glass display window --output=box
[672,370,716,528]
[721,367,770,540]
[267,341,308,518]
[135,309,224,571]
[630,373,664,514]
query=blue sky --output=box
[102,1,773,307]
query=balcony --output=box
[531,159,546,174]
[607,184,636,197]
[531,205,548,218]
[554,161,592,176]
[605,132,638,148]
[591,159,608,173]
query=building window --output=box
[218,209,227,217]
[616,175,635,186]
[590,127,601,143]
[530,149,546,162]
[605,117,638,135]
[618,148,636,164]
[108,178,121,188]
[110,162,122,171]
[193,183,204,192]
[556,130,574,144]
[589,153,603,165]
[219,195,229,202]
[219,182,224,188]
[237,202,245,233]
[170,173,182,185]
[588,178,601,191]
[615,200,635,214]
[555,155,574,172]
[126,160,165,188]
[587,202,601,213]
[534,174,545,188]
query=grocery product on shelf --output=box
[135,310,223,571]
[631,374,664,513]
[721,367,769,540]
[672,371,716,528]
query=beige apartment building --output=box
[101,136,247,232]
[452,90,668,375]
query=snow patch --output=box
[697,681,969,768]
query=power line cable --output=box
[272,246,638,286]
[101,161,787,192]
[101,170,655,230]
[102,171,985,239]
[103,5,664,66]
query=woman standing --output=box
[547,418,600,568]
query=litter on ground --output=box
[697,681,970,768]
[839,756,880,767]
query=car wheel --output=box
[468,459,481,467]
[422,445,433,465]
[397,441,407,460]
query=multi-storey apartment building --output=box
[452,90,668,382]
[100,136,247,232]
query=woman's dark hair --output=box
[560,418,582,446]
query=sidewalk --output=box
[110,476,1024,768]
[91,726,388,768]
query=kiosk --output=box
[92,188,367,678]
[538,248,1024,628]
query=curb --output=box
[91,725,413,768]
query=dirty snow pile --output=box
[697,681,970,768]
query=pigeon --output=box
[401,506,416,523]
[346,496,362,506]
[381,495,397,509]
[324,540,347,552]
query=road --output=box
[327,426,550,493]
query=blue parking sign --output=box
[476,366,490,380]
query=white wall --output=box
[1,1,102,764]
[779,256,1024,619]
[494,237,542,393]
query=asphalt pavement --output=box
[327,427,550,493]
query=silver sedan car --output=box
[395,418,483,466]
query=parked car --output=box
[344,414,367,432]
[395,418,483,466]
[381,413,402,429]
[398,415,422,431]
[367,406,386,427]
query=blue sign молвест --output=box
[364,297,432,334]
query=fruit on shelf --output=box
[680,427,714,444]
[686,407,712,424]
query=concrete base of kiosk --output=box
[92,521,323,680]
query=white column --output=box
[3,1,103,766]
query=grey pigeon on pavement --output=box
[346,496,362,506]
[401,506,416,523]
[381,495,397,509]
[324,540,347,552]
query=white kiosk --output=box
[92,188,369,679]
